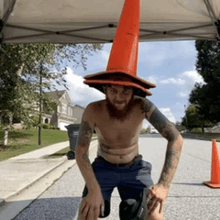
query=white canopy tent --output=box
[0,0,220,44]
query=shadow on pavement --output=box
[9,197,81,220]
[172,182,204,186]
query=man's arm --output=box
[75,103,100,192]
[142,98,183,188]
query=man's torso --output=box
[91,96,145,164]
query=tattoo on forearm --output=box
[159,139,182,187]
[142,99,183,187]
[82,153,93,171]
[77,120,93,147]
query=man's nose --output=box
[115,92,125,99]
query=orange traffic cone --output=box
[83,0,156,97]
[203,139,220,188]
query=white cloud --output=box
[160,108,176,123]
[159,78,185,85]
[145,76,157,84]
[182,70,205,84]
[65,67,105,107]
[178,92,187,98]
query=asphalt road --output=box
[13,135,220,220]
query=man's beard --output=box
[106,95,134,122]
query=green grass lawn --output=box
[0,129,98,162]
[0,129,69,161]
[187,132,220,139]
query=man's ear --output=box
[102,86,107,94]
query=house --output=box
[43,90,77,131]
[72,104,86,124]
[204,122,220,133]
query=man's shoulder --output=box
[86,100,105,113]
[134,96,154,108]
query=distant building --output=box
[72,104,86,124]
[150,126,159,134]
[44,90,77,130]
[204,122,220,133]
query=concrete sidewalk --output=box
[0,138,97,208]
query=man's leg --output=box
[77,156,118,219]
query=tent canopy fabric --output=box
[0,0,220,44]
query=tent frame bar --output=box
[2,21,218,43]
[0,0,16,43]
[140,23,215,41]
[4,23,115,43]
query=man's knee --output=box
[99,200,110,218]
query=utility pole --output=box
[184,105,188,132]
[38,62,43,145]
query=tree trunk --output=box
[38,63,43,145]
[3,131,8,146]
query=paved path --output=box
[6,135,220,220]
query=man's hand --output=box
[147,184,169,215]
[80,188,105,220]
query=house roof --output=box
[46,90,66,100]
[73,104,85,110]
[46,90,74,106]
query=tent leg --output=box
[215,20,220,40]
[0,0,17,41]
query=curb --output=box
[0,140,98,208]
[0,158,67,207]
[182,134,220,142]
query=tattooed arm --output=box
[142,98,183,188]
[75,103,100,192]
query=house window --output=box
[62,104,67,114]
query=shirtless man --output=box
[75,81,183,220]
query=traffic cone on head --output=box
[203,139,220,188]
[83,0,156,98]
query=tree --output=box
[181,104,214,132]
[189,40,220,123]
[174,121,186,132]
[0,43,103,128]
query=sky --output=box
[58,40,205,129]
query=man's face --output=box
[104,85,134,122]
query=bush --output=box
[30,116,39,127]
[56,127,60,130]
[42,123,51,129]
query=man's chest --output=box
[94,110,144,145]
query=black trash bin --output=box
[65,124,81,160]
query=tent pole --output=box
[203,0,220,39]
[0,0,16,43]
